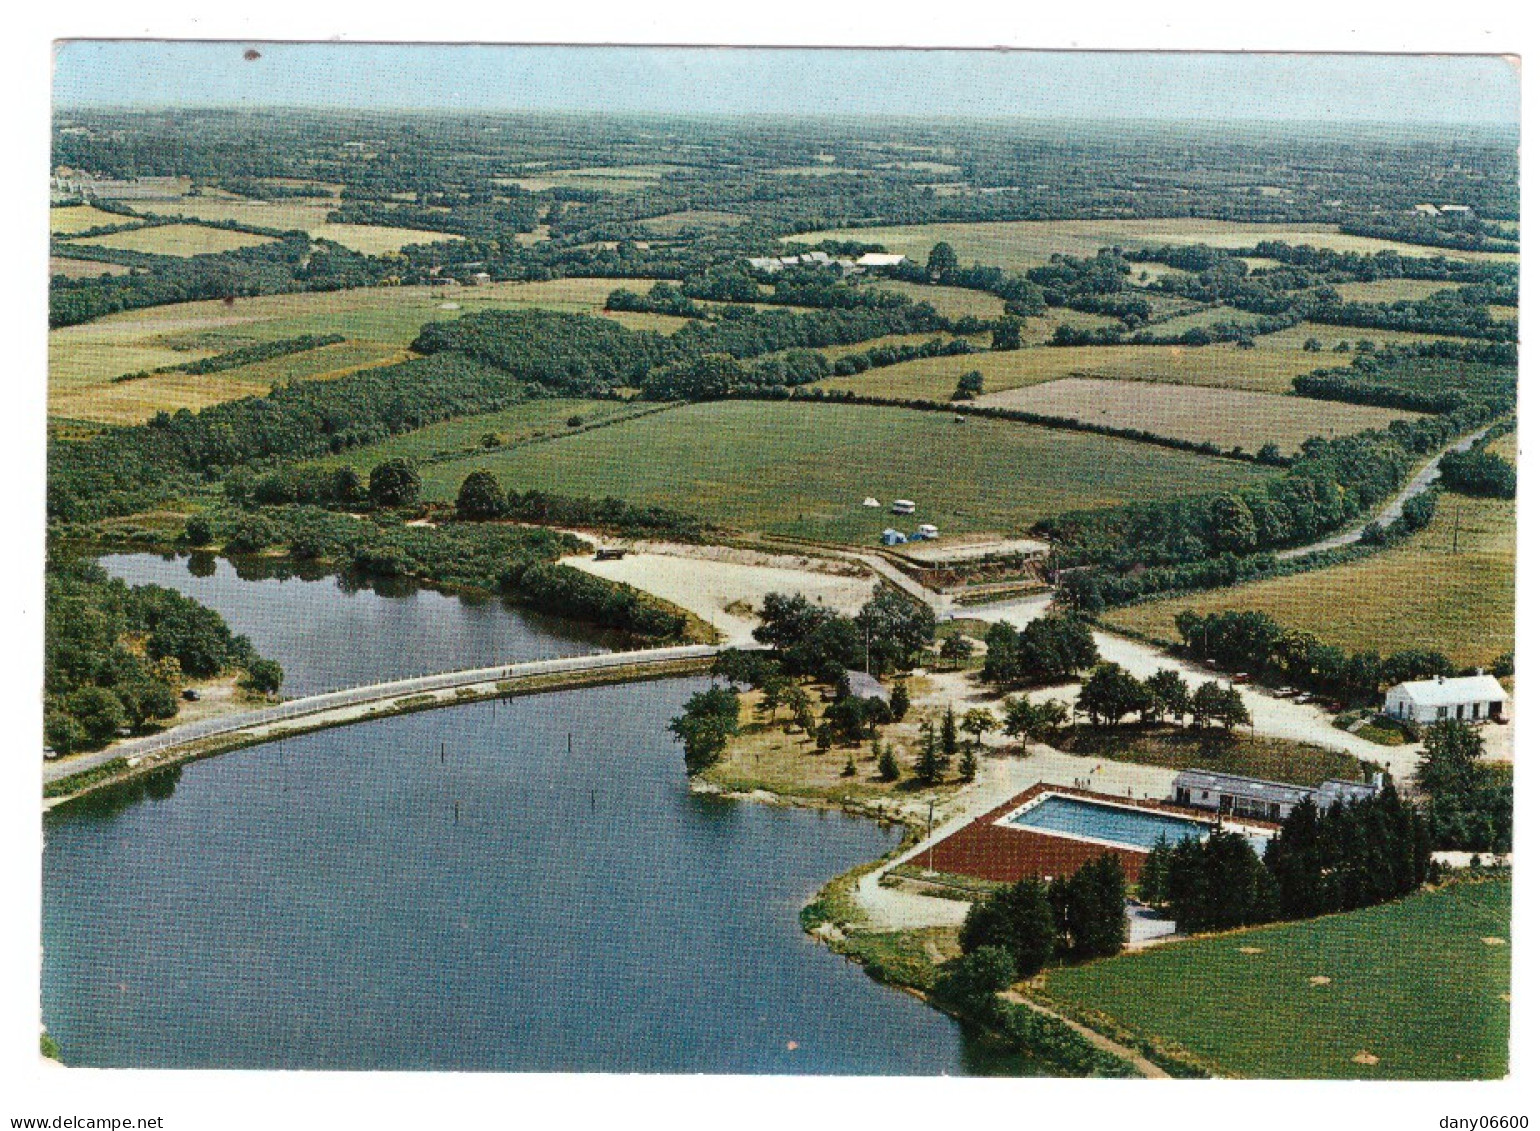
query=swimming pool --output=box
[1005,794,1214,852]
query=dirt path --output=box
[1278,422,1495,560]
[1002,991,1172,1079]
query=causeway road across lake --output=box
[44,643,725,786]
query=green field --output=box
[1041,877,1511,1079]
[410,400,1277,544]
[314,398,638,471]
[48,278,675,423]
[68,223,279,258]
[872,281,1007,319]
[785,219,1518,272]
[1106,493,1515,668]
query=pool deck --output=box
[924,783,1275,885]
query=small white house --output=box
[1383,673,1509,725]
[856,252,908,269]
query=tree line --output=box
[44,557,282,755]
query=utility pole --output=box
[926,800,936,873]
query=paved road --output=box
[1278,423,1494,560]
[44,643,723,785]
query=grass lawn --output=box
[1040,876,1511,1079]
[67,223,279,257]
[784,219,1519,272]
[413,400,1278,544]
[1049,723,1364,786]
[1105,493,1515,669]
[50,203,143,234]
[975,377,1415,455]
[48,279,672,423]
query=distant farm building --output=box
[1383,673,1508,725]
[467,271,493,286]
[1171,770,1379,823]
[855,252,909,269]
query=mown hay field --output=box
[50,340,411,426]
[121,197,465,253]
[975,377,1414,455]
[1330,278,1462,303]
[48,279,676,423]
[1105,493,1515,668]
[49,256,133,279]
[50,203,143,234]
[1041,877,1511,1080]
[813,339,1337,401]
[125,197,335,232]
[784,219,1519,272]
[66,223,279,258]
[413,400,1278,545]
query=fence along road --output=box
[43,644,724,786]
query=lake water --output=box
[43,679,1038,1074]
[97,552,618,697]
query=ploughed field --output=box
[1040,877,1511,1079]
[1105,493,1516,669]
[411,399,1278,544]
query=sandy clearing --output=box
[565,548,877,645]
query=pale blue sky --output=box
[53,43,1519,127]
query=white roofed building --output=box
[1384,673,1509,725]
[855,252,909,269]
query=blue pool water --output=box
[1008,795,1213,851]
